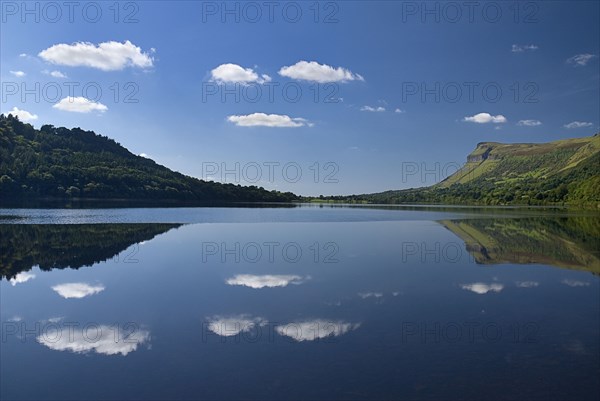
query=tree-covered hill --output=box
[0,114,297,204]
[317,134,600,207]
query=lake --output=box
[1,205,599,400]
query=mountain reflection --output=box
[0,223,182,280]
[440,216,600,272]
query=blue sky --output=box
[1,1,599,195]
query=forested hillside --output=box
[0,114,297,204]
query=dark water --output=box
[1,206,599,400]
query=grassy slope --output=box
[439,135,600,187]
[328,134,600,206]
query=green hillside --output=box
[321,134,600,207]
[438,135,600,187]
[0,114,297,204]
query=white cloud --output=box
[516,281,539,288]
[9,272,36,286]
[227,112,310,127]
[358,292,383,299]
[9,70,25,77]
[361,106,386,112]
[43,70,68,79]
[278,61,364,83]
[395,108,405,113]
[561,279,590,287]
[37,325,150,356]
[275,320,360,342]
[206,315,266,337]
[566,54,596,67]
[463,112,507,124]
[226,274,307,289]
[564,121,593,129]
[53,97,108,113]
[51,283,105,299]
[517,119,542,126]
[511,44,538,53]
[460,283,504,294]
[39,40,154,71]
[139,153,149,158]
[5,107,38,122]
[19,53,27,57]
[210,63,271,84]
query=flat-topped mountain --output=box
[319,134,600,206]
[441,135,600,188]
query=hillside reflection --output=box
[440,216,600,273]
[0,223,182,280]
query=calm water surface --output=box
[1,206,599,400]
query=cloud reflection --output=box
[460,283,504,294]
[561,279,590,287]
[276,320,360,342]
[10,272,35,286]
[516,281,540,288]
[358,292,383,299]
[206,315,267,336]
[225,274,307,289]
[51,283,105,299]
[37,325,150,356]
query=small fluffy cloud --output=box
[9,70,25,77]
[564,121,593,129]
[461,283,504,294]
[43,70,67,78]
[210,63,270,84]
[463,112,507,124]
[279,61,364,83]
[53,97,107,113]
[51,283,105,299]
[361,106,385,112]
[9,272,36,286]
[517,119,542,126]
[39,40,154,71]
[227,113,310,128]
[275,320,360,342]
[395,108,405,113]
[511,44,538,53]
[37,325,150,356]
[206,315,267,337]
[6,107,38,121]
[226,274,307,289]
[566,54,596,67]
